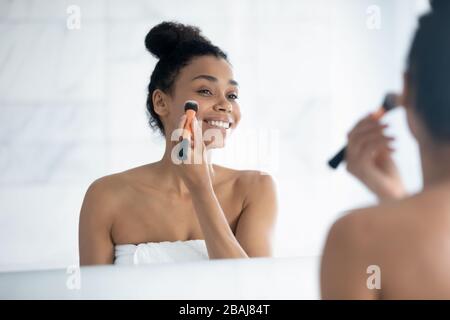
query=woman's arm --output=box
[190,182,248,259]
[174,117,278,259]
[79,179,115,265]
[234,173,278,257]
[190,173,278,259]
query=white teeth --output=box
[207,120,230,129]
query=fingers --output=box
[348,114,385,140]
[195,118,209,152]
[176,114,189,142]
[348,115,388,151]
[350,131,394,156]
[344,114,405,200]
[177,114,188,130]
[346,115,395,171]
[359,135,395,161]
[191,116,204,143]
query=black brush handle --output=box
[328,146,347,169]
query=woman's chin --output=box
[202,127,229,149]
[205,139,226,150]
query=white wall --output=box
[0,0,428,271]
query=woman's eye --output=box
[197,89,212,96]
[228,93,238,100]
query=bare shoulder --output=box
[328,197,412,243]
[327,186,450,254]
[212,164,275,186]
[79,172,137,265]
[322,186,450,299]
[85,163,159,200]
[321,204,389,299]
[326,207,377,252]
[85,172,128,202]
[80,170,136,223]
[324,199,407,267]
[213,165,277,196]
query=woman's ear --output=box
[402,71,411,110]
[403,71,420,141]
[152,89,170,117]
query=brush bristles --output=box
[383,93,401,112]
[184,100,198,112]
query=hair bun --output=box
[431,0,450,14]
[145,22,205,59]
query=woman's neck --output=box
[420,143,450,189]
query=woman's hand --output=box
[346,114,406,202]
[172,115,213,191]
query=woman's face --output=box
[160,55,241,148]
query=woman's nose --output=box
[213,101,232,113]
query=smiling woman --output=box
[78,22,278,266]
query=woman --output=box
[321,0,450,299]
[79,22,278,265]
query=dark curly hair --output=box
[145,22,228,136]
[407,0,450,142]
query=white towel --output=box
[114,240,209,265]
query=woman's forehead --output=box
[178,56,234,83]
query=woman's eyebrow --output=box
[192,74,239,87]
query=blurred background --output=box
[0,0,429,271]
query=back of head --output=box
[407,0,450,143]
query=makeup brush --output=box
[328,93,401,170]
[178,101,199,161]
